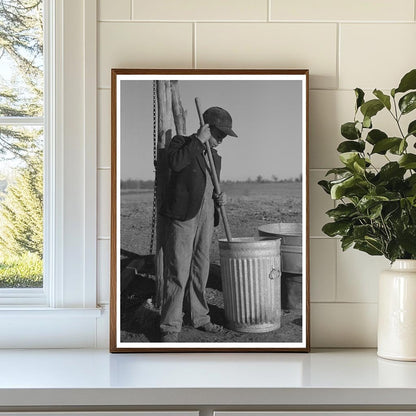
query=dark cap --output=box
[203,107,238,138]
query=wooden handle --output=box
[195,97,232,242]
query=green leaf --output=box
[399,92,416,115]
[366,129,387,145]
[325,167,351,176]
[365,236,384,251]
[355,88,365,110]
[337,140,365,153]
[318,180,331,194]
[399,154,416,169]
[353,224,374,240]
[326,203,357,220]
[395,69,416,94]
[378,162,406,181]
[354,241,383,256]
[399,139,407,154]
[405,175,416,197]
[353,158,366,174]
[360,99,384,119]
[407,120,416,137]
[341,235,355,251]
[389,139,408,155]
[363,116,372,129]
[398,227,416,255]
[339,152,360,167]
[406,174,416,187]
[341,122,361,140]
[330,176,354,199]
[373,89,391,110]
[407,195,416,207]
[371,137,402,154]
[322,221,351,237]
[369,203,383,219]
[330,175,365,200]
[357,195,389,211]
[386,240,403,262]
[384,203,400,222]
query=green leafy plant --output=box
[319,69,416,262]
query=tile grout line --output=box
[268,0,271,22]
[193,22,197,69]
[333,193,340,303]
[333,228,338,303]
[98,19,415,24]
[311,301,378,305]
[336,22,340,90]
[309,235,338,239]
[130,0,133,20]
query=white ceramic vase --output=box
[378,259,416,361]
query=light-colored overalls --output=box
[160,158,215,334]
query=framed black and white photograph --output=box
[110,69,310,352]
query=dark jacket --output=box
[160,134,221,226]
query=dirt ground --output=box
[120,181,303,344]
[120,270,302,343]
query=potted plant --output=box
[319,68,416,361]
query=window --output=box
[0,0,100,350]
[0,0,45,295]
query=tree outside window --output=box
[0,0,44,288]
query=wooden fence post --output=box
[154,80,187,309]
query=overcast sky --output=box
[120,79,303,181]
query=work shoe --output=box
[161,332,179,342]
[197,322,223,333]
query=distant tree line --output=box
[121,174,302,190]
[223,173,302,184]
[121,179,154,190]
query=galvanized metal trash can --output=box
[258,223,302,274]
[281,272,302,310]
[219,237,281,333]
[258,223,303,311]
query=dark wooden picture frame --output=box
[110,69,310,352]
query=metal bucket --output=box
[282,272,302,310]
[219,237,281,333]
[258,223,302,273]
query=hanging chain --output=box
[149,80,158,255]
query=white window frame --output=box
[0,1,50,306]
[0,0,101,348]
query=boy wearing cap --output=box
[159,107,237,343]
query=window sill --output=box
[0,349,415,410]
[0,307,104,348]
[0,306,102,316]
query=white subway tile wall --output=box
[97,239,110,305]
[98,22,193,88]
[96,0,416,347]
[336,246,389,303]
[99,0,131,21]
[270,0,414,22]
[311,303,378,347]
[196,23,338,89]
[309,170,334,237]
[98,169,111,239]
[98,90,111,168]
[310,239,336,302]
[131,0,269,21]
[340,24,416,90]
[309,90,354,169]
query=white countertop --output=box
[0,348,416,408]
